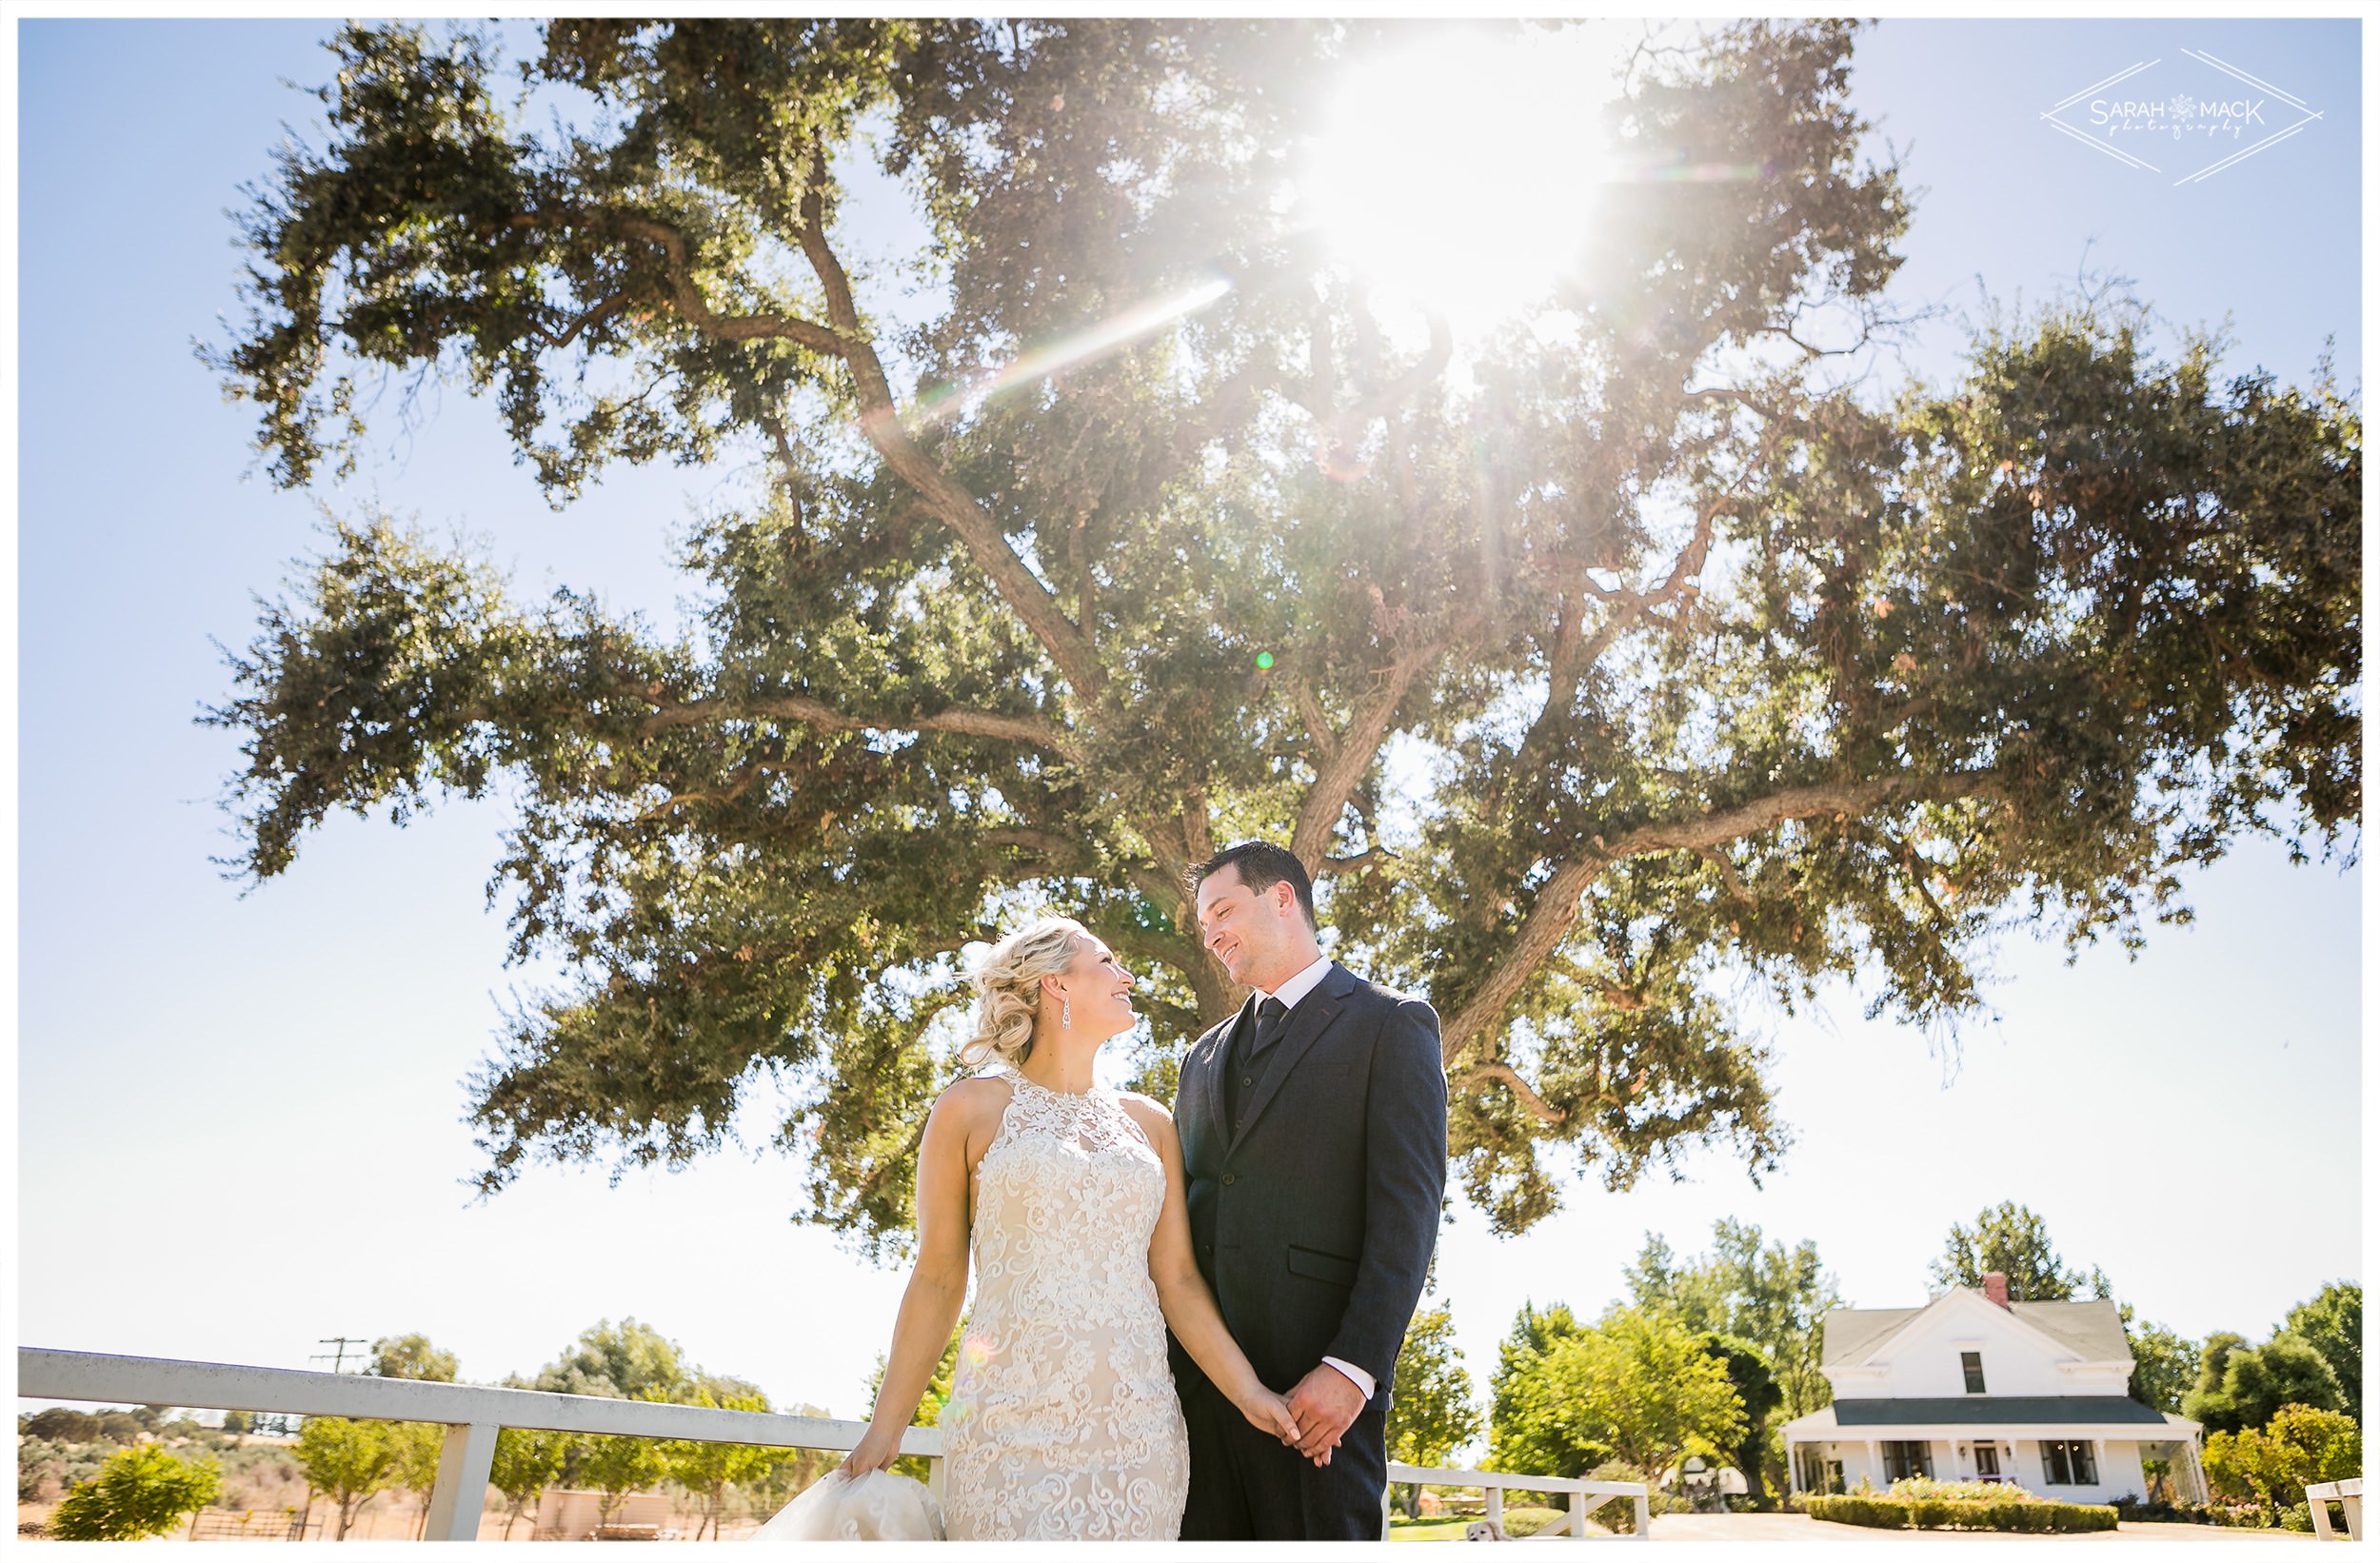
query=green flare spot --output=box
[1255,651,1275,670]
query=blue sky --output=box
[13,17,2363,1435]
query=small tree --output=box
[661,1390,780,1539]
[388,1421,446,1539]
[367,1334,461,1383]
[48,1444,224,1540]
[1510,1304,1745,1482]
[292,1415,401,1540]
[577,1413,669,1532]
[1386,1303,1482,1518]
[489,1427,573,1539]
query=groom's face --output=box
[1194,866,1298,988]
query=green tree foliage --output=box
[2186,1332,2347,1434]
[293,1415,404,1539]
[661,1389,782,1540]
[207,18,2361,1252]
[2125,1319,2198,1415]
[1489,1302,1603,1478]
[511,1316,694,1401]
[1625,1219,1838,1425]
[368,1334,461,1383]
[489,1426,574,1540]
[222,1410,253,1436]
[1699,1334,1782,1508]
[1495,1303,1744,1480]
[387,1421,446,1540]
[46,1443,224,1540]
[577,1415,670,1531]
[2204,1404,2361,1517]
[1386,1302,1483,1518]
[1928,1201,2094,1300]
[2283,1282,2360,1418]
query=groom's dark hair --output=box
[1192,841,1317,929]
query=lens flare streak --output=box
[905,277,1232,427]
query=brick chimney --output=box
[1983,1271,2010,1308]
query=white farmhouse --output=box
[1780,1271,2207,1504]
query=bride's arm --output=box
[1121,1098,1302,1447]
[841,1082,989,1475]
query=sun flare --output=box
[1306,27,1630,332]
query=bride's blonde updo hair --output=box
[959,916,1089,1069]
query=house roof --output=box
[1820,1292,2132,1367]
[1832,1395,2168,1427]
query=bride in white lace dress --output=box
[834,917,1302,1540]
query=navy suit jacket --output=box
[1170,962,1448,1392]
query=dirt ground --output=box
[17,1498,769,1543]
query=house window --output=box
[1795,1447,1843,1494]
[2041,1440,2098,1486]
[1881,1440,1934,1481]
[1973,1443,2001,1479]
[1960,1351,1987,1394]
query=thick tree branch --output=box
[1287,644,1432,874]
[1454,1060,1567,1123]
[1439,770,2002,1059]
[785,157,1107,699]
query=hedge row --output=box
[1805,1494,2119,1533]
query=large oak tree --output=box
[207,19,2359,1252]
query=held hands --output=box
[1285,1363,1365,1466]
[1234,1384,1304,1448]
[839,1421,902,1478]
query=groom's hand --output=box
[1286,1364,1364,1463]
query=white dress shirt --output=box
[1254,954,1378,1402]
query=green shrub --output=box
[1805,1492,2116,1533]
[48,1444,223,1540]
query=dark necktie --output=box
[1226,996,1289,1134]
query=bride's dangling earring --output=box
[1061,996,1072,1029]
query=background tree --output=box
[1697,1334,1782,1509]
[577,1415,670,1533]
[222,1410,253,1437]
[1488,1302,1603,1478]
[46,1444,223,1541]
[367,1334,460,1384]
[509,1316,692,1401]
[388,1421,446,1540]
[2203,1403,2361,1520]
[1501,1303,1744,1482]
[489,1427,574,1540]
[2126,1318,2198,1415]
[2283,1282,2360,1419]
[291,1416,399,1540]
[1386,1302,1483,1518]
[1928,1200,2094,1300]
[2186,1331,2347,1434]
[1625,1220,1838,1432]
[660,1389,781,1540]
[207,17,2360,1251]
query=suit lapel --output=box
[1227,965,1355,1155]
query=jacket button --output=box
[1222,1174,1237,1186]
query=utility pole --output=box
[310,1336,370,1374]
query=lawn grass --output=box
[1386,1504,1568,1540]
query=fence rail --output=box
[1384,1460,1651,1541]
[23,1347,1648,1543]
[2305,1478,2363,1541]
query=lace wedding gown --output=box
[939,1067,1191,1540]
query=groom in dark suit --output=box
[1170,841,1448,1540]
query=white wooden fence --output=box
[22,1347,1649,1542]
[1384,1460,1653,1541]
[2305,1477,2363,1541]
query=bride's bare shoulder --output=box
[934,1073,1014,1124]
[1115,1093,1178,1143]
